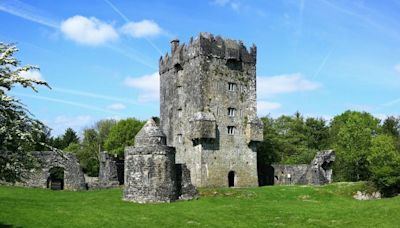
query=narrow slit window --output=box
[177,85,182,95]
[178,108,182,118]
[227,126,235,135]
[177,134,183,143]
[228,83,236,91]
[228,108,236,117]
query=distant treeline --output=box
[257,111,400,196]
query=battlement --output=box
[159,32,257,74]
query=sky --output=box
[1,0,400,136]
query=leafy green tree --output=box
[382,116,400,151]
[62,128,79,149]
[0,42,50,182]
[95,119,116,151]
[330,110,380,181]
[105,118,145,156]
[368,135,400,196]
[304,117,329,150]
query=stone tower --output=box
[159,33,263,187]
[124,119,177,203]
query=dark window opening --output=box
[174,63,183,72]
[228,171,235,187]
[228,82,236,91]
[226,59,242,71]
[47,167,64,190]
[227,126,235,135]
[228,108,236,117]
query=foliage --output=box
[330,111,380,181]
[104,118,145,156]
[368,135,400,196]
[50,128,80,150]
[0,42,50,182]
[0,183,399,227]
[64,119,117,176]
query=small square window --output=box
[227,126,235,135]
[228,108,235,117]
[228,83,236,91]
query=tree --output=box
[62,128,79,148]
[64,119,117,176]
[330,110,380,181]
[0,42,50,182]
[95,119,116,151]
[368,135,400,196]
[104,118,145,156]
[382,116,400,151]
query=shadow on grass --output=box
[0,222,21,228]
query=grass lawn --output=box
[0,182,399,227]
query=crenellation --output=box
[159,33,257,74]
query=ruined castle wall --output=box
[22,151,86,191]
[124,146,177,203]
[160,33,262,187]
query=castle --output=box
[159,33,264,187]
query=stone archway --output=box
[228,171,235,187]
[47,167,64,190]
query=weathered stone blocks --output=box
[123,119,198,203]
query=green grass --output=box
[0,182,399,227]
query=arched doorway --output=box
[228,171,235,187]
[47,167,64,190]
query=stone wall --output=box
[124,119,198,203]
[22,151,86,191]
[160,33,263,187]
[272,150,336,185]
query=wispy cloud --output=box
[107,103,126,111]
[60,15,119,46]
[312,48,333,79]
[12,92,119,115]
[257,101,282,116]
[319,0,400,41]
[257,73,321,98]
[47,115,92,136]
[52,87,138,105]
[103,0,164,55]
[124,72,159,103]
[382,97,400,107]
[394,64,400,74]
[1,1,156,69]
[0,0,59,28]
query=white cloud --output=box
[257,100,282,116]
[120,20,162,38]
[107,103,126,110]
[257,73,321,98]
[124,72,159,103]
[394,64,400,74]
[19,70,43,80]
[60,15,118,45]
[48,115,92,136]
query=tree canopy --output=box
[0,42,50,182]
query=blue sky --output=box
[1,0,400,136]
